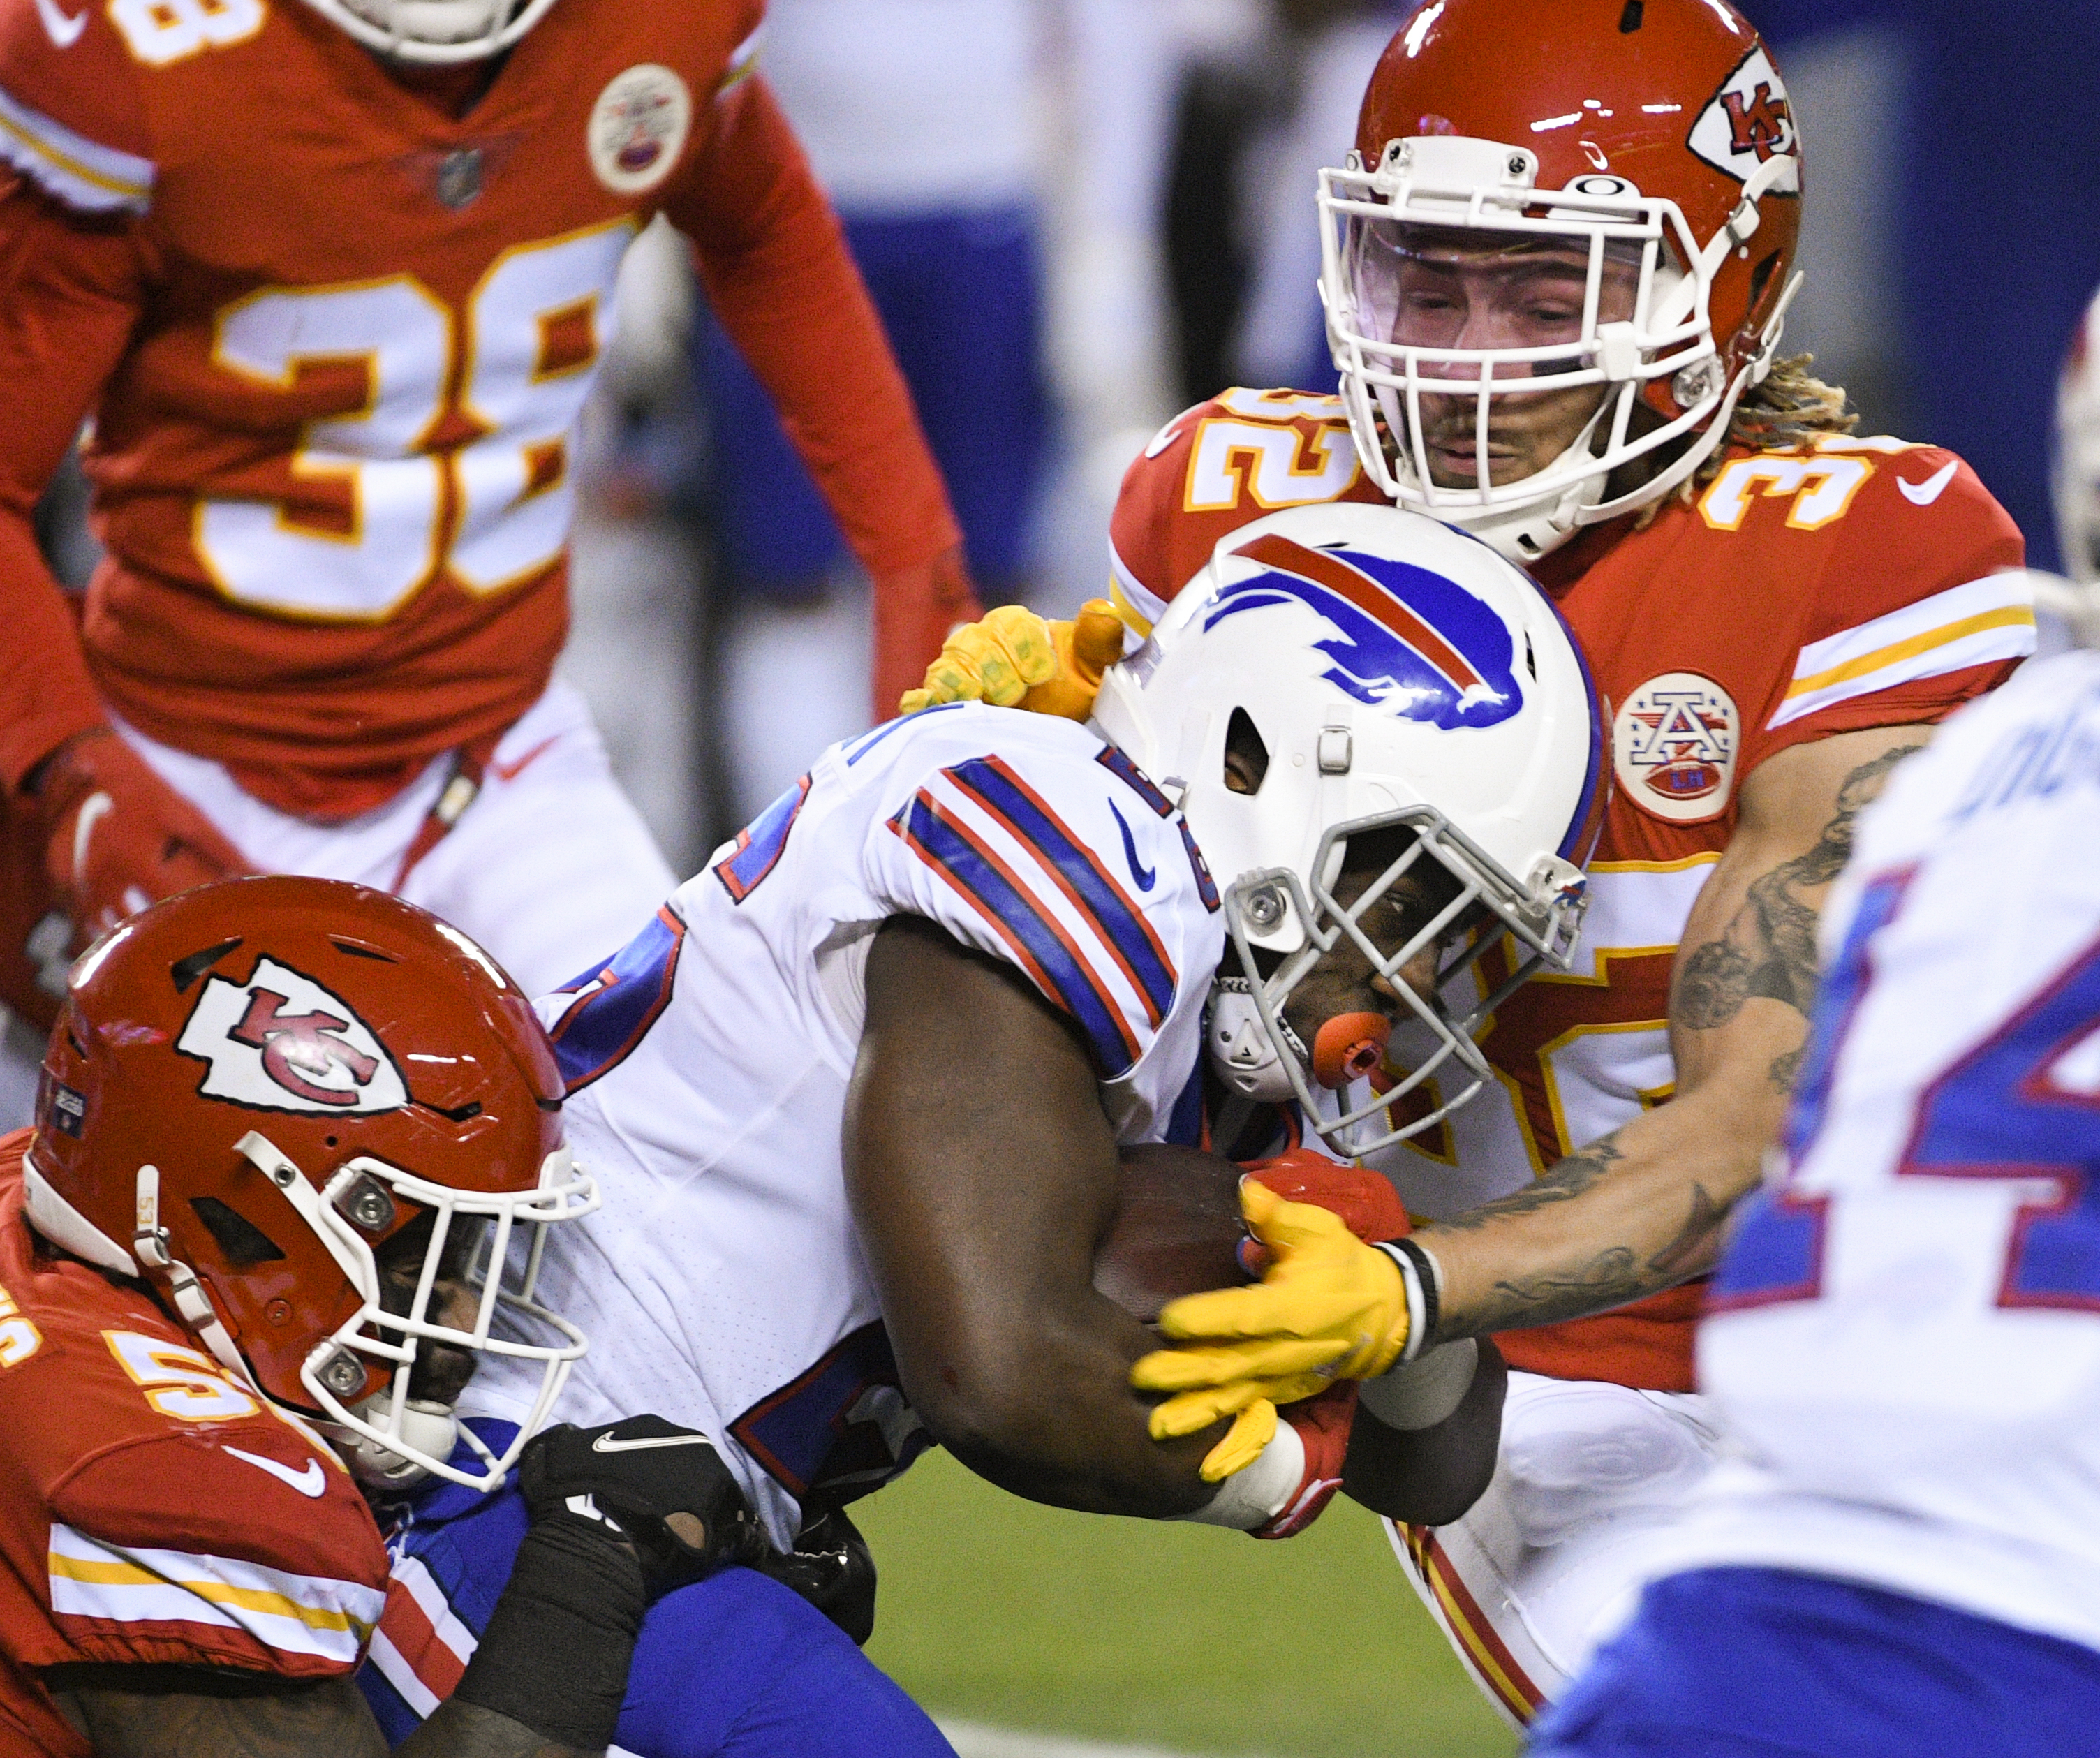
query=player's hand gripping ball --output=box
[520,1414,764,1601]
[899,599,1124,721]
[1131,1180,1412,1458]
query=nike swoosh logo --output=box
[1897,459,1958,507]
[489,735,559,785]
[591,1431,712,1454]
[34,0,86,47]
[222,1446,327,1498]
[1109,799,1155,892]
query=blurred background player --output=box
[917,0,2035,1724]
[0,876,799,1757]
[363,501,1595,1743]
[687,0,1175,822]
[0,0,977,1126]
[1528,566,2100,1758]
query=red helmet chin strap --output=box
[1312,1012,1392,1090]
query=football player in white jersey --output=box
[1528,599,2100,1758]
[358,501,1606,1741]
[1526,330,2100,1758]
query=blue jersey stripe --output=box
[545,909,683,1094]
[843,702,965,767]
[714,774,811,903]
[1096,744,1219,913]
[1094,744,1174,817]
[893,798,1140,1076]
[942,758,1176,1026]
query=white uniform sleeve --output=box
[864,735,1220,1084]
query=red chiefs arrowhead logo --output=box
[1720,82,1792,162]
[1687,46,1800,193]
[177,957,408,1115]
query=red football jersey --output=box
[1112,389,2031,1392]
[0,1134,387,1754]
[0,0,958,818]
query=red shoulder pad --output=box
[1108,389,1384,633]
[0,0,156,215]
[1706,438,2032,757]
[39,1431,387,1676]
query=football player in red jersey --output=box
[0,0,979,1106]
[0,873,879,1756]
[910,0,2036,1723]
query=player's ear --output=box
[1224,708,1269,795]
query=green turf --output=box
[858,1451,1521,1757]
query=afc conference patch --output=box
[1613,671,1740,824]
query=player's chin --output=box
[405,1340,476,1410]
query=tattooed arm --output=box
[1414,725,1930,1341]
[45,1665,591,1757]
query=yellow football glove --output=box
[898,599,1125,721]
[1131,1181,1410,1447]
[1198,1395,1278,1483]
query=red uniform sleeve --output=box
[1107,390,1383,634]
[0,176,142,792]
[660,74,969,711]
[29,1430,388,1678]
[1744,445,2029,770]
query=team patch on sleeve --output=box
[47,1523,384,1669]
[888,757,1178,1077]
[1768,573,2037,730]
[0,82,153,213]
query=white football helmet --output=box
[297,0,561,62]
[1092,503,1604,1158]
[2055,286,2100,587]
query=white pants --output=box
[1386,1369,1722,1729]
[0,682,675,1130]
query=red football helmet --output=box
[1318,0,1804,561]
[23,877,596,1491]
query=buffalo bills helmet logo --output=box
[1206,532,1523,731]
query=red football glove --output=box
[1239,1146,1410,1275]
[871,544,982,724]
[30,727,253,949]
[1249,1381,1357,1541]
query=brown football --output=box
[1093,1142,1252,1324]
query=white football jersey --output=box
[1660,649,2100,1653]
[461,704,1223,1544]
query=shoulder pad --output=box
[0,0,156,214]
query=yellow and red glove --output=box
[1134,1177,1413,1477]
[30,727,253,951]
[1250,1382,1358,1541]
[899,599,1125,721]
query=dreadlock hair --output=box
[1636,353,1858,529]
